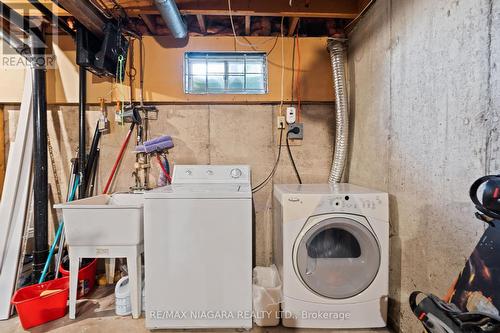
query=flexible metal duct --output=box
[154,0,187,39]
[327,38,349,184]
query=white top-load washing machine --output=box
[274,184,389,329]
[144,165,252,330]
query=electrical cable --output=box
[252,16,286,192]
[291,32,296,102]
[266,33,280,56]
[286,129,302,184]
[295,25,302,122]
[228,0,276,48]
[279,16,285,115]
[252,128,284,193]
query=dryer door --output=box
[294,214,381,299]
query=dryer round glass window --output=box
[295,216,381,299]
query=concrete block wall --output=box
[5,103,335,266]
[348,0,500,331]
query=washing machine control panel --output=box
[172,165,251,184]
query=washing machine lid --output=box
[144,183,252,199]
[293,214,381,299]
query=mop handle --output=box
[103,123,135,194]
[38,176,79,284]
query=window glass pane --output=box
[207,62,225,74]
[185,52,267,94]
[246,74,264,90]
[227,75,244,90]
[207,75,224,91]
[228,61,244,74]
[190,75,206,93]
[190,62,206,75]
[246,61,263,74]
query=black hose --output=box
[252,128,284,193]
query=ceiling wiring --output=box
[228,0,277,48]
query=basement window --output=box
[184,52,268,94]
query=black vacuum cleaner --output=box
[410,175,500,333]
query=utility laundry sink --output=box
[54,193,144,247]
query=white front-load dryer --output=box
[273,184,389,329]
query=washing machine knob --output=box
[230,168,242,179]
[185,169,192,176]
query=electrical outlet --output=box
[277,116,286,129]
[288,123,304,140]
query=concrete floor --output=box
[0,287,391,333]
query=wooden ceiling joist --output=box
[244,16,250,35]
[288,17,299,36]
[1,0,69,17]
[196,14,206,34]
[141,14,158,35]
[124,0,360,19]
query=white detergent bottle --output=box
[115,276,132,316]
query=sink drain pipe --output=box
[327,38,349,184]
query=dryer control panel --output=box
[172,165,251,184]
[325,195,384,210]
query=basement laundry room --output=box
[0,0,498,332]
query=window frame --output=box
[183,52,268,95]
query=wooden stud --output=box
[288,17,299,36]
[141,14,158,35]
[196,14,206,34]
[245,16,251,35]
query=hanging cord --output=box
[252,128,284,193]
[116,54,126,123]
[291,32,296,102]
[278,16,285,115]
[286,128,302,184]
[127,37,137,104]
[252,17,286,192]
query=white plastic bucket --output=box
[115,276,132,316]
[252,265,282,327]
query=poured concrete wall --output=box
[5,103,335,266]
[348,0,500,330]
